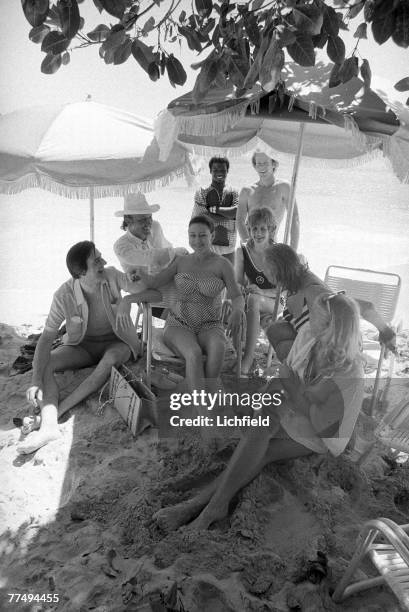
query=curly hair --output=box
[265,244,309,294]
[209,156,230,172]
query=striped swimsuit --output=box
[282,297,310,332]
[166,272,225,335]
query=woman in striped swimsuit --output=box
[134,215,244,392]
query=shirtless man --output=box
[237,152,300,250]
[18,241,159,455]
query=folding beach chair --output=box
[324,266,401,415]
[140,302,245,389]
[332,517,409,608]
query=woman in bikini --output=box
[235,207,278,375]
[153,292,365,531]
[124,215,244,392]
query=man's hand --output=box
[116,300,132,331]
[127,269,141,283]
[379,326,397,354]
[26,385,43,407]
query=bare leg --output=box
[163,326,205,392]
[242,294,261,374]
[58,342,130,418]
[198,328,226,381]
[189,426,311,529]
[17,345,94,454]
[266,320,296,363]
[154,425,311,531]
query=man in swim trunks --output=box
[18,241,159,455]
[236,152,300,250]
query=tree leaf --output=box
[99,0,125,19]
[364,0,377,23]
[61,50,70,65]
[360,58,371,87]
[287,33,315,66]
[87,24,110,42]
[22,0,49,27]
[275,25,296,47]
[322,5,339,38]
[41,52,62,74]
[101,28,126,53]
[93,0,104,13]
[327,35,345,64]
[394,77,409,92]
[148,61,160,82]
[292,5,324,36]
[372,12,395,45]
[373,0,397,20]
[260,44,284,91]
[353,23,367,39]
[41,30,70,54]
[347,0,364,20]
[227,51,250,88]
[392,4,409,48]
[178,25,202,52]
[244,13,260,46]
[328,62,341,88]
[131,39,157,73]
[252,0,264,10]
[113,38,132,64]
[338,56,359,83]
[166,54,187,86]
[195,0,212,19]
[142,16,155,36]
[312,31,328,49]
[192,59,219,103]
[29,24,50,44]
[58,0,80,39]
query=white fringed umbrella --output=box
[0,100,193,240]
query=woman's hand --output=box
[127,269,141,283]
[228,308,245,348]
[116,299,132,331]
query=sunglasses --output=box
[322,290,346,311]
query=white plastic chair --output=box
[324,265,401,415]
[333,517,409,607]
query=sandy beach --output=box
[1,315,409,611]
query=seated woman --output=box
[118,216,244,392]
[153,292,365,531]
[263,244,396,362]
[235,207,278,375]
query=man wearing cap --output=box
[114,192,185,275]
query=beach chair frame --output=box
[333,517,409,608]
[324,265,401,415]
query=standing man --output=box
[237,152,300,250]
[114,192,186,274]
[19,241,160,455]
[191,156,238,265]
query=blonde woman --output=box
[153,292,364,531]
[235,207,278,375]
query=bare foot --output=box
[17,428,61,454]
[153,499,204,532]
[186,503,228,530]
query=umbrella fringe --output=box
[0,163,194,198]
[175,100,251,136]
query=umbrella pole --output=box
[270,123,306,327]
[283,122,305,245]
[89,186,95,242]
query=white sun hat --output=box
[114,192,160,217]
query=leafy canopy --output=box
[22,0,409,102]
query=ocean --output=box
[0,153,408,327]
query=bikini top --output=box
[174,272,225,301]
[241,244,275,290]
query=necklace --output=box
[208,185,226,208]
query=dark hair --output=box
[121,213,152,231]
[265,243,309,294]
[189,215,214,233]
[209,156,230,172]
[251,152,278,169]
[66,241,95,279]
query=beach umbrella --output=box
[0,101,193,240]
[155,61,409,243]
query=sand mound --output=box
[1,323,409,611]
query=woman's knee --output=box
[247,293,261,312]
[101,344,131,368]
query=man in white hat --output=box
[114,192,185,275]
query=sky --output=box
[1,1,408,119]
